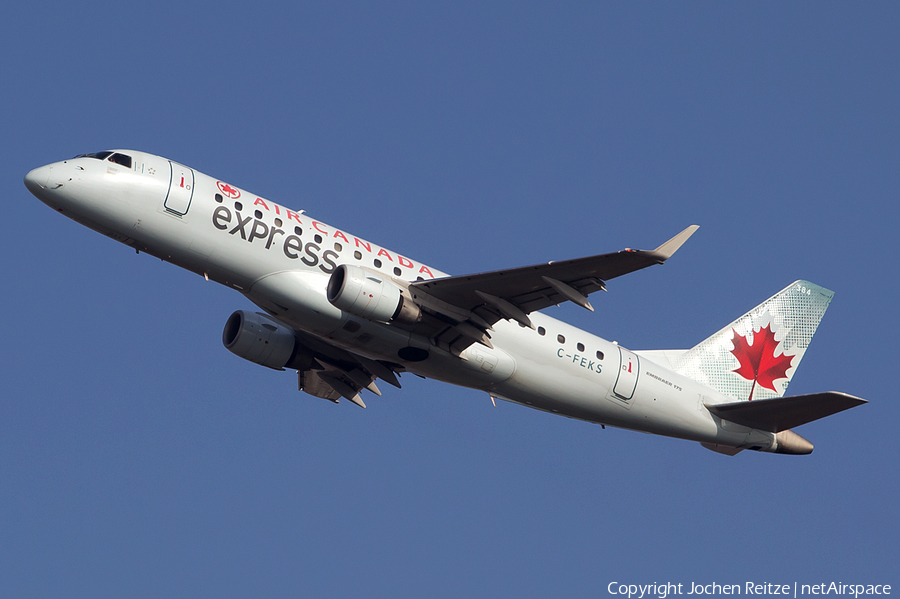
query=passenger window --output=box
[215,193,223,203]
[577,343,585,352]
[374,259,382,268]
[393,267,402,276]
[314,234,323,243]
[557,334,565,344]
[234,201,243,211]
[335,243,343,251]
[294,226,302,236]
[596,351,604,360]
[109,153,132,168]
[354,251,362,260]
[254,210,263,219]
[274,218,283,227]
[538,327,545,336]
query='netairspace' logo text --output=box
[607,582,892,599]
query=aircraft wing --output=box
[281,324,403,408]
[403,225,698,354]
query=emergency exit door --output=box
[613,347,640,400]
[164,161,194,215]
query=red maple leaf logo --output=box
[730,324,794,401]
[217,180,241,199]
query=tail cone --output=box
[773,430,814,455]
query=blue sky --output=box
[1,2,897,597]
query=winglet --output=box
[652,225,699,260]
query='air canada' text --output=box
[211,202,436,278]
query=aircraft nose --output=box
[24,165,52,195]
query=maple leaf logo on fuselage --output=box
[730,324,794,401]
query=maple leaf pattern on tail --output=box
[730,324,795,401]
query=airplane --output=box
[24,149,866,456]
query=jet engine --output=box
[222,310,312,370]
[326,264,421,324]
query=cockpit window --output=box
[109,153,132,168]
[76,151,113,160]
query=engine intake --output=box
[326,264,421,324]
[222,310,311,370]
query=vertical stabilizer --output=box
[673,281,833,402]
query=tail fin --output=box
[673,281,833,402]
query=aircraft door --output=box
[164,161,195,215]
[613,347,639,400]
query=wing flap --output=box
[410,225,698,319]
[396,225,697,354]
[705,392,867,432]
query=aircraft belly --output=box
[405,344,517,389]
[247,270,347,337]
[489,349,759,447]
[492,358,617,423]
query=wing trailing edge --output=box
[405,225,699,355]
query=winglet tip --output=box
[653,224,699,260]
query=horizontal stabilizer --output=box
[705,392,866,432]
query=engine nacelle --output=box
[326,264,421,324]
[222,310,307,370]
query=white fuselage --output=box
[25,150,777,451]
